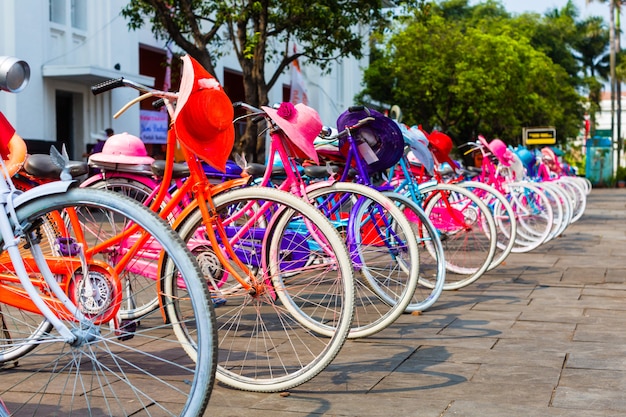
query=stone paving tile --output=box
[243,392,451,417]
[470,363,560,385]
[7,188,626,416]
[409,345,565,368]
[551,387,626,412]
[444,400,625,417]
[606,268,626,283]
[518,306,587,323]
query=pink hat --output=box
[89,132,155,165]
[262,102,322,164]
[173,55,234,172]
[488,139,515,166]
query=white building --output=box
[0,0,367,160]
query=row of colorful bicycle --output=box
[0,54,588,416]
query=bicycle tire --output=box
[175,186,355,392]
[556,177,587,223]
[380,190,446,312]
[537,181,572,240]
[306,182,420,338]
[456,181,517,270]
[419,182,498,290]
[0,187,216,417]
[83,175,180,318]
[506,181,554,251]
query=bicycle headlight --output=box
[0,56,30,93]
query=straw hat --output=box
[173,55,234,172]
[262,102,322,164]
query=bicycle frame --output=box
[0,167,99,341]
[247,111,410,267]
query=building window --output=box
[50,0,66,24]
[50,0,86,30]
[71,0,87,30]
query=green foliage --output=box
[359,0,588,148]
[121,0,393,161]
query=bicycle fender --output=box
[13,180,77,208]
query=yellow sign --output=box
[523,127,556,146]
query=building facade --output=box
[0,0,368,160]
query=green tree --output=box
[359,6,584,148]
[121,0,390,161]
[571,15,609,133]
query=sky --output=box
[472,0,610,19]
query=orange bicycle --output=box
[0,56,216,416]
[89,54,355,392]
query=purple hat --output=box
[336,108,404,173]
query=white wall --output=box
[0,0,366,159]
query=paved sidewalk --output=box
[208,187,626,416]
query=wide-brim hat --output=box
[396,122,434,175]
[173,55,234,172]
[515,147,536,169]
[428,130,457,170]
[0,111,16,159]
[541,146,562,173]
[488,139,514,167]
[336,108,404,173]
[262,102,322,164]
[89,132,155,165]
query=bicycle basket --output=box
[336,108,404,173]
[173,55,234,172]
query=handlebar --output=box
[91,77,178,119]
[317,116,376,142]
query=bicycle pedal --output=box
[116,320,137,341]
[56,237,81,256]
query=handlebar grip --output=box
[91,78,125,95]
[152,98,165,110]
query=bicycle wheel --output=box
[306,182,419,338]
[380,191,446,312]
[537,181,572,241]
[556,177,587,223]
[505,181,553,252]
[419,182,498,290]
[457,181,517,270]
[83,175,180,318]
[175,186,355,392]
[0,187,216,417]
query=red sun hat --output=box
[173,55,234,172]
[0,112,16,160]
[262,102,322,164]
[428,130,457,170]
